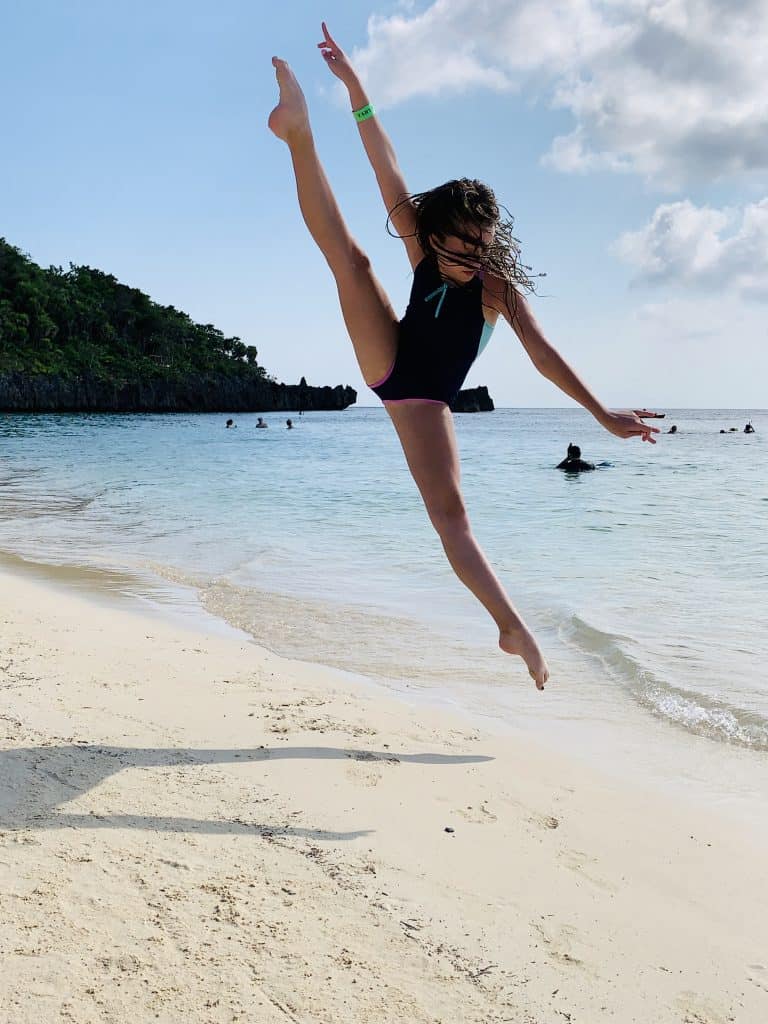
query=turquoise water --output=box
[1,407,766,780]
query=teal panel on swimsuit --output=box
[477,320,495,357]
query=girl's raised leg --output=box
[387,401,549,689]
[268,58,398,384]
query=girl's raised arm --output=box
[318,23,424,270]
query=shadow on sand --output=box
[0,742,493,838]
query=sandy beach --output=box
[1,563,766,1024]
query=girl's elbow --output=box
[531,349,556,379]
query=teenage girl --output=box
[268,24,662,690]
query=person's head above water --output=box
[557,442,594,471]
[389,178,540,292]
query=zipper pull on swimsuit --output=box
[424,281,448,318]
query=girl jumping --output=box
[268,24,661,690]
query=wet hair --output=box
[388,178,543,321]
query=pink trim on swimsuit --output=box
[368,357,397,389]
[382,397,447,406]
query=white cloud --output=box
[616,198,768,298]
[350,0,768,187]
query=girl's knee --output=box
[426,494,468,536]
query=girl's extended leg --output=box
[387,401,549,688]
[268,58,398,384]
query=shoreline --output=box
[3,544,767,822]
[1,560,767,1021]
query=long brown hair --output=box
[388,178,544,322]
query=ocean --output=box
[1,407,766,815]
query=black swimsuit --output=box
[370,256,494,406]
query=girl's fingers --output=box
[319,24,345,61]
[630,413,661,432]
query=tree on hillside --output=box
[0,238,270,383]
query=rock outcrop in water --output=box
[450,386,494,413]
[0,372,356,413]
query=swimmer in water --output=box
[268,24,663,689]
[557,443,596,472]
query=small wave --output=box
[558,613,768,751]
[0,493,98,519]
[149,564,502,690]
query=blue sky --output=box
[2,0,766,407]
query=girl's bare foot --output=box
[499,626,549,690]
[268,57,311,143]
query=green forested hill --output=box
[0,238,266,382]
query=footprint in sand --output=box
[457,802,498,824]
[528,812,560,831]
[532,920,591,972]
[343,749,400,787]
[344,751,383,788]
[747,963,768,993]
[557,848,617,893]
[674,991,734,1023]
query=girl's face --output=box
[432,224,496,284]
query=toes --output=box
[530,668,547,690]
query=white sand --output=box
[1,565,766,1023]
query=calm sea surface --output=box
[1,408,766,808]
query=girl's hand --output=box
[317,22,356,84]
[600,408,664,443]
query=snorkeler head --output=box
[567,443,581,459]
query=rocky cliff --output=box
[0,373,356,413]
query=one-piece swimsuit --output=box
[370,255,495,406]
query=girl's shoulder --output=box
[409,253,438,293]
[413,252,434,276]
[480,271,513,327]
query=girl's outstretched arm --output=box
[488,280,662,443]
[318,23,424,269]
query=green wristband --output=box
[353,103,375,123]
